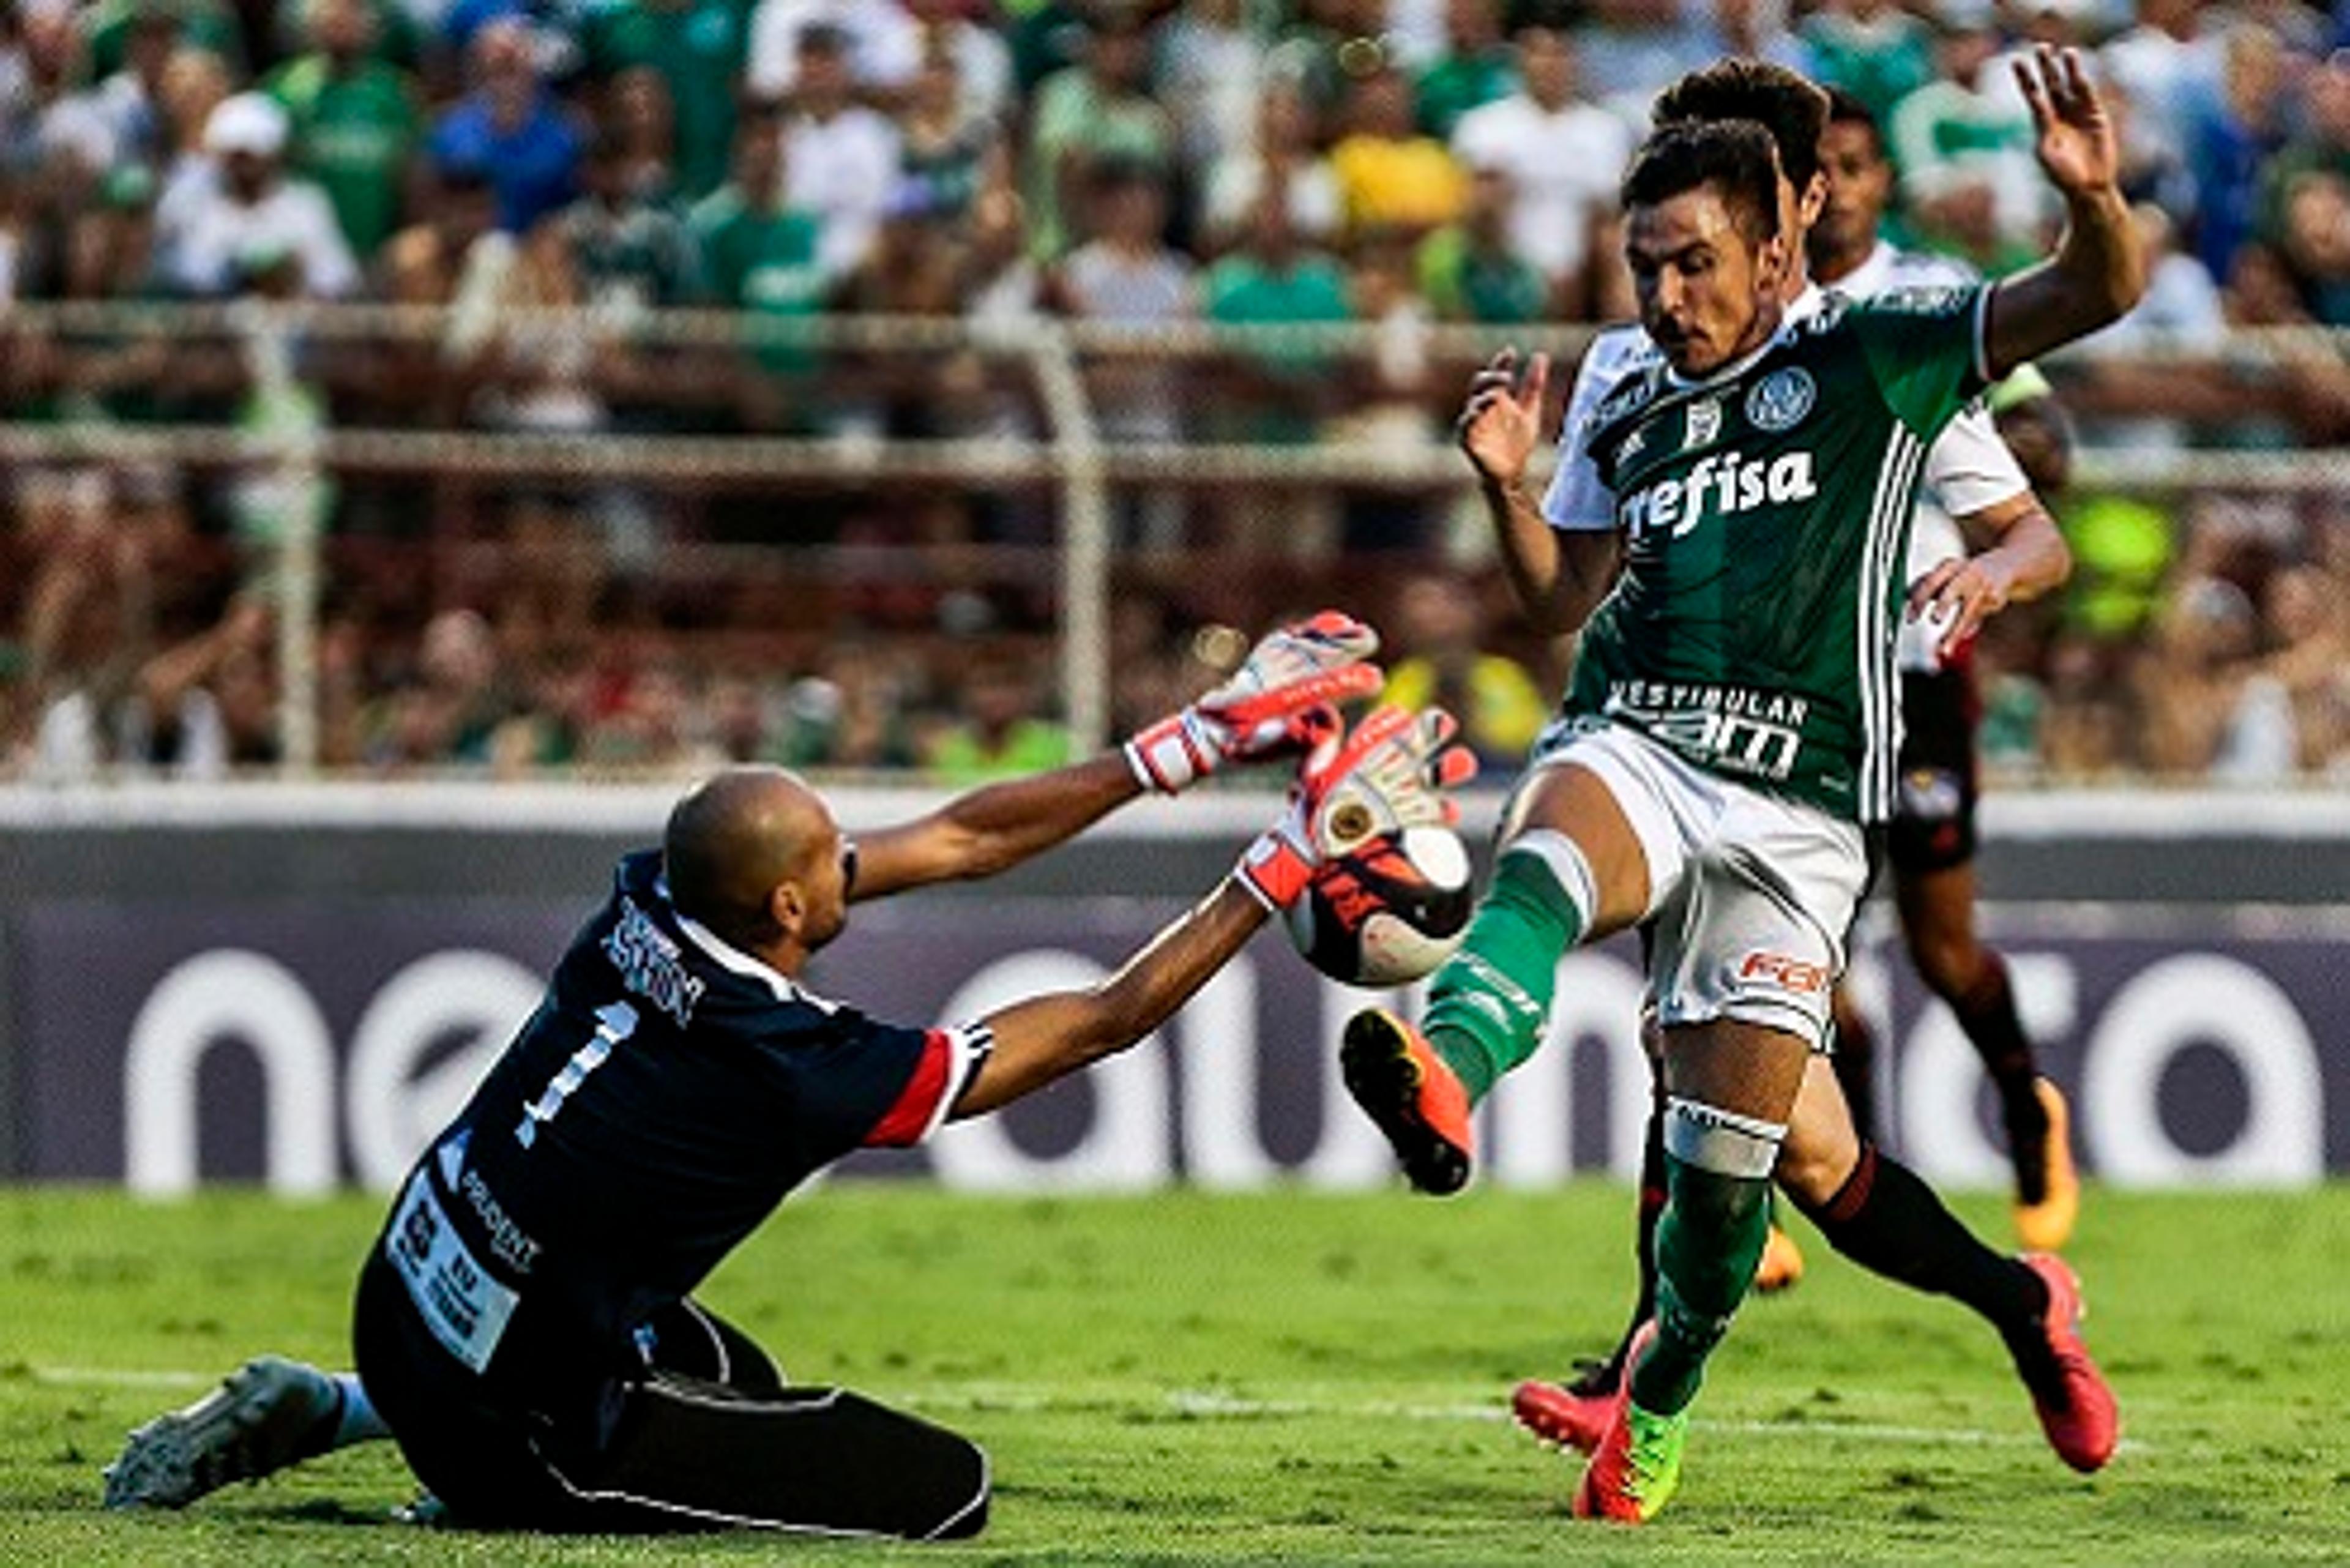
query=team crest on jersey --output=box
[1745,367,1816,432]
[1684,397,1721,450]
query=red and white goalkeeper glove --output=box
[1124,610,1384,794]
[1237,705,1480,910]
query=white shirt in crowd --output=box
[1450,94,1632,283]
[155,165,360,298]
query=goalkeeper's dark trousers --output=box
[353,1252,989,1539]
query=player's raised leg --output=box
[1345,760,1651,1193]
[103,1356,390,1509]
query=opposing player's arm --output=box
[1909,490,2072,660]
[1458,348,1624,635]
[1980,48,2144,383]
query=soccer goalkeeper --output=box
[103,614,1473,1538]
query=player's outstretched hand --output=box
[1125,611,1384,793]
[2015,45,2119,201]
[1456,348,1549,487]
[1907,552,2018,662]
[1237,706,1479,909]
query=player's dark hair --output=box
[1621,119,1782,245]
[1824,85,1886,160]
[1651,59,1832,192]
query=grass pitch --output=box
[4,1182,2348,1566]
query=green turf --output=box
[4,1183,2348,1565]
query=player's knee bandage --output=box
[1661,1096,1788,1180]
[1421,831,1596,1100]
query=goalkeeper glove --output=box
[1124,611,1384,793]
[1237,705,1479,911]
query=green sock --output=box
[1630,1155,1772,1416]
[1420,837,1591,1102]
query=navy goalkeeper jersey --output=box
[374,850,991,1416]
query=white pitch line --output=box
[35,1368,2145,1454]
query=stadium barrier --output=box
[1,783,2343,1193]
[4,302,2343,769]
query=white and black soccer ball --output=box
[1283,826,1475,987]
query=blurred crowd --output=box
[0,0,2345,784]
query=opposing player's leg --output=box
[1895,861,2077,1248]
[1890,664,2075,1247]
[1827,981,1881,1142]
[1776,1052,2116,1471]
[1346,748,1655,1193]
[103,1356,390,1509]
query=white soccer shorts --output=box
[1529,719,1867,1050]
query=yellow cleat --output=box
[2013,1078,2080,1252]
[1751,1223,1805,1294]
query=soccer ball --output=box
[1283,826,1475,987]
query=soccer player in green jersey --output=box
[1339,48,2139,1522]
[1511,60,2094,1475]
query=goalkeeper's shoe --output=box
[2016,1253,2119,1473]
[1512,1361,1618,1455]
[1751,1223,1805,1294]
[1340,1008,1473,1195]
[2012,1078,2080,1252]
[103,1356,342,1509]
[1572,1324,1684,1523]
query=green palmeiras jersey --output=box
[1564,285,1990,822]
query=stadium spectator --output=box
[426,17,584,235]
[1379,573,1547,771]
[922,644,1073,782]
[1041,157,1194,542]
[893,34,1010,225]
[745,0,921,104]
[366,605,518,770]
[102,621,1448,1537]
[780,22,901,278]
[1023,8,1174,261]
[1155,0,1267,193]
[1199,73,1340,259]
[1572,0,1717,130]
[582,0,750,203]
[1328,59,1466,248]
[262,0,421,260]
[119,592,280,777]
[2273,168,2350,323]
[1412,0,1512,141]
[155,92,359,298]
[1450,24,1632,319]
[1202,176,1351,445]
[2066,203,2231,449]
[1416,158,1549,326]
[1890,0,2041,265]
[2097,0,2219,181]
[90,0,184,171]
[2185,24,2292,285]
[543,125,703,313]
[1799,0,1937,134]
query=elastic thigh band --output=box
[1663,1096,1788,1179]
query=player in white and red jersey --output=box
[1811,85,2081,1253]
